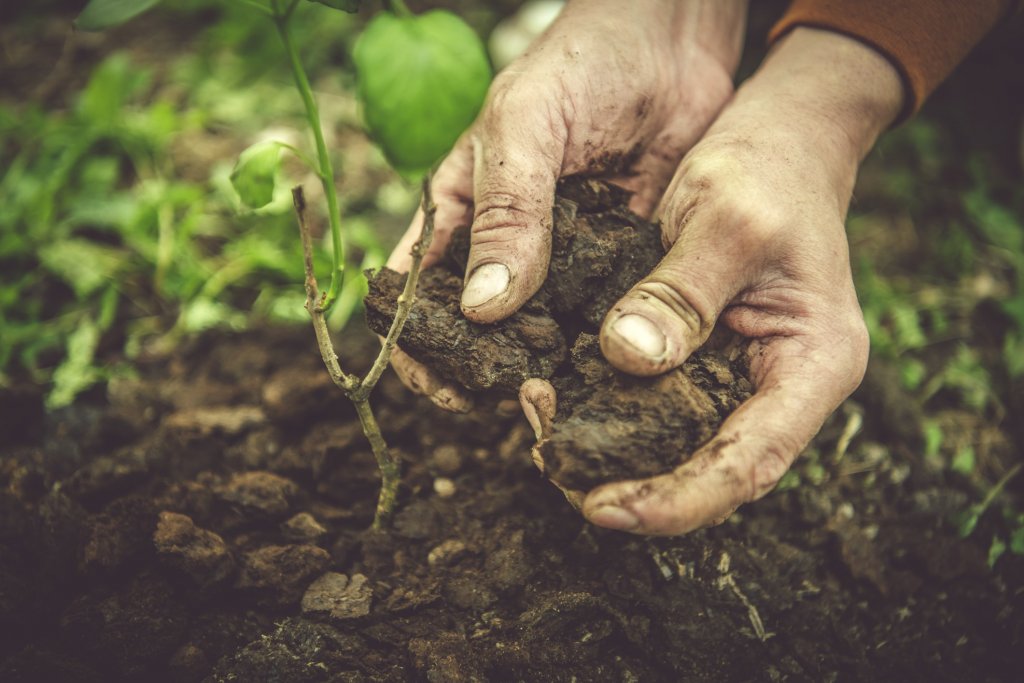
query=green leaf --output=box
[48,317,101,408]
[964,189,1023,253]
[38,239,127,297]
[75,54,151,124]
[75,0,163,31]
[307,0,362,12]
[899,357,926,390]
[230,142,282,209]
[988,535,1007,569]
[354,10,491,175]
[923,420,944,460]
[951,445,976,475]
[955,507,980,538]
[1004,332,1024,378]
[1010,525,1024,555]
[179,299,247,333]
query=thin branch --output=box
[383,0,413,17]
[357,174,436,398]
[230,0,275,18]
[282,0,302,21]
[293,186,358,392]
[277,142,323,178]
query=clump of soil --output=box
[365,177,752,490]
[541,333,752,490]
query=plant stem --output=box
[274,7,346,310]
[976,463,1023,519]
[294,187,359,392]
[293,182,435,529]
[384,0,413,17]
[231,0,274,18]
[353,398,400,529]
[277,142,322,177]
[358,175,435,398]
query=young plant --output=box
[75,0,492,527]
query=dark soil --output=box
[365,178,753,490]
[1,326,1022,682]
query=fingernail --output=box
[588,505,640,532]
[431,387,473,414]
[611,314,666,358]
[462,263,510,308]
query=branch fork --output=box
[293,176,435,528]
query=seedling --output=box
[75,0,492,527]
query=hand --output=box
[386,0,748,410]
[522,28,904,535]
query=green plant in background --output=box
[71,0,491,527]
[849,117,1024,567]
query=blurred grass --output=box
[0,0,430,406]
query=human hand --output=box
[386,0,748,410]
[522,28,905,535]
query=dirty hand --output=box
[385,0,748,411]
[522,28,904,535]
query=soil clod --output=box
[365,177,753,490]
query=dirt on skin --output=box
[365,177,753,491]
[0,326,1022,682]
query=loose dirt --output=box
[1,327,1021,681]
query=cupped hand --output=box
[522,28,905,535]
[386,0,748,410]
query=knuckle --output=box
[748,442,793,501]
[472,196,536,235]
[669,154,786,250]
[482,77,547,131]
[633,279,706,340]
[840,313,871,392]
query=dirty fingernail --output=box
[431,387,473,414]
[611,314,666,358]
[462,263,510,308]
[588,505,640,532]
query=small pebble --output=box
[427,539,468,567]
[429,444,463,475]
[433,478,456,498]
[282,512,327,543]
[300,572,372,620]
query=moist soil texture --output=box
[1,327,1022,682]
[365,178,753,491]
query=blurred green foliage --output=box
[0,1,407,406]
[849,112,1024,562]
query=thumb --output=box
[599,235,742,376]
[460,101,565,323]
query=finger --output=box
[386,132,475,273]
[390,346,473,414]
[518,378,556,440]
[460,91,566,323]
[599,217,746,376]
[582,334,868,535]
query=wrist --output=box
[732,27,903,162]
[670,0,748,75]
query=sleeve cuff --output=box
[768,0,1011,122]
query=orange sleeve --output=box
[768,0,1012,120]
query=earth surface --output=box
[1,325,1022,682]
